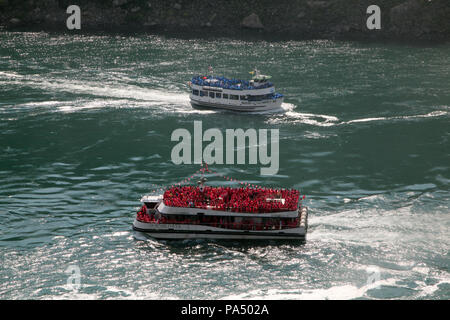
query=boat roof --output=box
[163,186,300,214]
[252,74,272,81]
[141,194,163,203]
[191,75,273,91]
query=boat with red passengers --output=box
[133,176,308,240]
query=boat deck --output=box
[191,75,273,90]
[163,186,300,213]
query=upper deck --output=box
[191,75,274,91]
[162,186,300,215]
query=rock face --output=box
[390,0,422,35]
[113,0,128,6]
[306,1,331,9]
[0,0,448,41]
[9,18,21,25]
[391,0,421,17]
[241,13,264,29]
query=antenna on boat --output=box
[250,67,270,82]
[197,164,207,192]
[249,67,259,77]
[197,176,207,192]
[208,65,213,76]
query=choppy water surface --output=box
[0,32,449,299]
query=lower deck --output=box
[134,207,308,240]
[189,87,284,112]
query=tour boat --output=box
[132,178,308,240]
[188,68,284,112]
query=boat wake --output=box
[341,110,449,124]
[270,107,449,127]
[268,110,340,127]
[219,276,450,300]
[0,72,217,115]
[1,72,449,122]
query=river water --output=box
[0,32,449,299]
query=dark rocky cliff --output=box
[1,0,449,41]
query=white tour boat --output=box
[189,68,284,112]
[132,178,308,240]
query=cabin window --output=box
[248,95,263,101]
[145,202,157,209]
[216,92,222,98]
[223,93,228,99]
[209,91,215,98]
[230,94,239,100]
[240,95,248,101]
[200,91,206,97]
[193,89,199,96]
[197,212,205,222]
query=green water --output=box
[0,32,449,299]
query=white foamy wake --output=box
[45,285,179,300]
[220,277,399,300]
[40,77,190,105]
[416,279,450,298]
[220,273,450,300]
[0,72,188,104]
[343,110,449,124]
[269,108,448,127]
[0,71,23,79]
[0,73,220,114]
[34,275,450,300]
[269,109,340,127]
[245,102,295,115]
[281,102,295,113]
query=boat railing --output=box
[191,76,273,91]
[164,204,297,214]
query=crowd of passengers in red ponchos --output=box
[162,186,300,213]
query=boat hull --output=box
[190,97,283,112]
[133,207,308,240]
[133,223,306,240]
